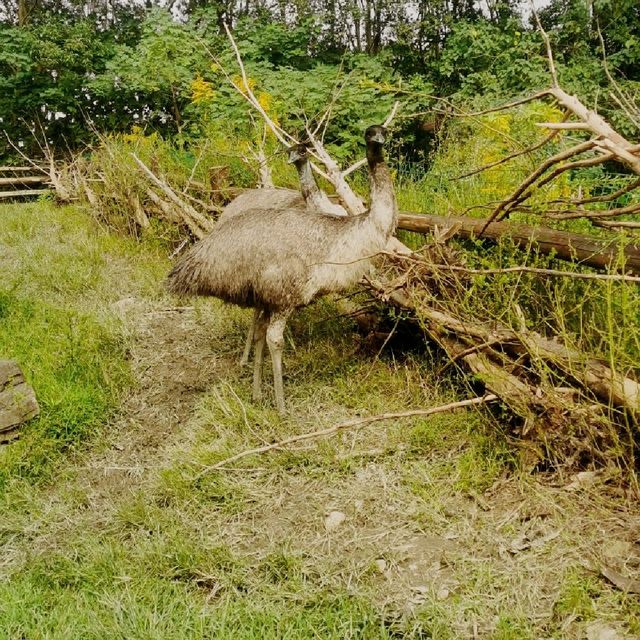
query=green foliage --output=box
[90,10,209,133]
[3,0,640,161]
[0,18,116,156]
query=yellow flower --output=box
[232,74,256,93]
[122,125,145,143]
[191,75,215,104]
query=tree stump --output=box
[0,360,39,443]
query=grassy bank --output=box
[0,202,168,485]
[0,202,638,638]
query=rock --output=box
[324,510,346,532]
[586,621,625,640]
[0,360,39,442]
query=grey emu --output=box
[167,125,396,414]
[219,144,346,222]
[286,143,348,217]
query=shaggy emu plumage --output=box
[219,143,348,365]
[167,125,397,413]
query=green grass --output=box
[0,202,168,485]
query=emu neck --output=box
[297,160,318,202]
[366,146,396,236]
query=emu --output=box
[219,143,347,222]
[167,125,397,414]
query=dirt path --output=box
[74,300,231,503]
[7,293,638,639]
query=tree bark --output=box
[397,212,640,276]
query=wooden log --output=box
[0,166,46,172]
[397,212,640,276]
[0,360,39,442]
[0,175,48,186]
[0,189,50,199]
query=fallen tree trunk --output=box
[397,212,640,275]
[368,282,639,416]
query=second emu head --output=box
[287,143,309,165]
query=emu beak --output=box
[370,132,385,144]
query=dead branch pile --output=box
[364,241,639,470]
[73,144,232,238]
[470,17,640,234]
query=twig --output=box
[384,253,640,283]
[480,139,597,232]
[436,339,509,375]
[451,90,554,118]
[169,238,189,259]
[544,200,640,221]
[362,316,400,381]
[222,25,295,148]
[549,177,640,206]
[197,395,498,474]
[384,100,401,127]
[593,219,640,230]
[531,2,559,88]
[597,21,640,131]
[535,122,590,131]
[132,153,213,237]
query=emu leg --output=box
[252,311,269,402]
[266,311,290,415]
[240,308,260,367]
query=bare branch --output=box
[593,219,640,230]
[454,113,569,180]
[342,158,367,178]
[531,1,559,87]
[597,21,640,131]
[455,90,554,117]
[417,262,640,284]
[383,100,401,127]
[544,200,640,221]
[549,177,640,206]
[132,153,213,237]
[197,395,498,474]
[305,125,366,215]
[535,122,592,131]
[533,151,615,191]
[480,139,597,232]
[215,27,295,148]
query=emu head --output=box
[364,125,387,146]
[287,143,309,164]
